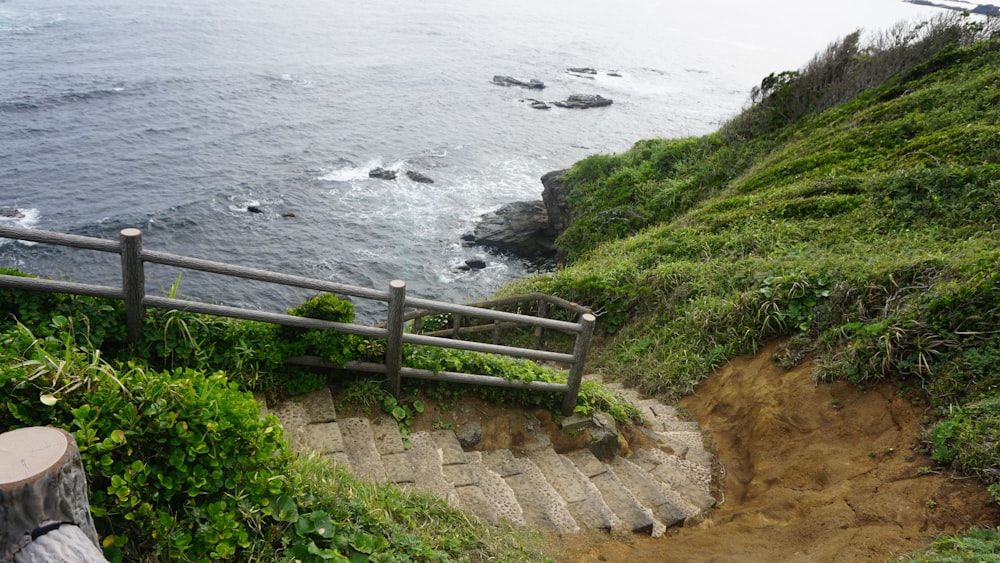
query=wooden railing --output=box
[0,224,595,415]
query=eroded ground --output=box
[561,343,1000,562]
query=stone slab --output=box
[565,449,608,478]
[431,430,466,465]
[591,468,657,535]
[455,485,498,525]
[442,463,478,487]
[406,432,460,507]
[610,457,685,528]
[505,457,578,535]
[469,460,524,525]
[382,452,416,484]
[340,417,386,482]
[298,421,344,455]
[482,449,521,478]
[370,416,406,455]
[300,387,338,424]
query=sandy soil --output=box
[560,343,1000,563]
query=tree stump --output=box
[0,427,107,562]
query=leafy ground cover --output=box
[0,281,594,561]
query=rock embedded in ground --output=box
[456,421,483,448]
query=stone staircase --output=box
[258,379,716,538]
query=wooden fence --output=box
[0,224,595,415]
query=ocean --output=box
[0,0,943,321]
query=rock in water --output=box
[470,201,556,258]
[369,167,397,180]
[551,94,613,109]
[406,170,434,184]
[0,207,25,219]
[492,75,546,89]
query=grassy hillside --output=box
[505,12,1000,531]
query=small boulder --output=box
[369,167,397,180]
[456,421,483,448]
[588,412,620,462]
[567,67,597,75]
[247,205,264,213]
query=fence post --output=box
[561,313,596,416]
[532,299,548,349]
[120,228,145,344]
[451,313,462,340]
[385,280,406,398]
[0,427,108,562]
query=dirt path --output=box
[561,343,1000,562]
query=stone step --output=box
[528,447,623,533]
[487,451,578,536]
[340,417,387,482]
[566,449,659,536]
[462,451,525,526]
[631,448,715,514]
[655,430,714,467]
[263,383,717,541]
[299,387,338,424]
[609,457,686,529]
[405,431,461,507]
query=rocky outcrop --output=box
[552,94,613,109]
[492,75,546,89]
[462,170,572,262]
[467,201,557,258]
[541,168,572,239]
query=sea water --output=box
[0,0,943,321]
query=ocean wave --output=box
[0,9,64,35]
[316,157,409,182]
[0,85,127,113]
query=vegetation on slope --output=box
[0,284,564,561]
[505,12,1000,513]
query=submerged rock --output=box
[524,98,550,110]
[492,75,546,89]
[369,167,397,180]
[405,170,434,184]
[0,207,25,219]
[552,94,613,109]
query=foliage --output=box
[0,322,290,561]
[0,318,553,562]
[898,527,1000,562]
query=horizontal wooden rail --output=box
[0,224,596,415]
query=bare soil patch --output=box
[561,342,1000,562]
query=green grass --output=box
[502,14,1000,556]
